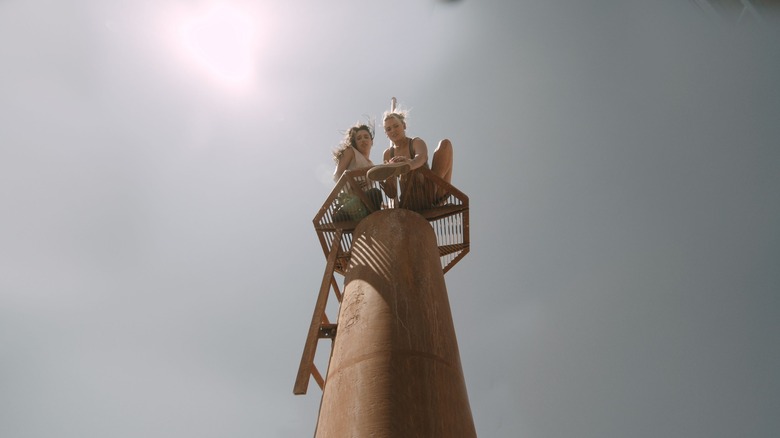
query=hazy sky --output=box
[2,1,779,437]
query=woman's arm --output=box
[382,147,392,164]
[389,138,428,170]
[333,147,355,182]
[408,138,429,170]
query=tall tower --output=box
[294,122,474,436]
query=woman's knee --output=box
[436,138,453,153]
[433,139,453,166]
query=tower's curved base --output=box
[315,209,476,438]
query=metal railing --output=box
[313,166,469,274]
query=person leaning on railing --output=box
[367,108,453,209]
[332,121,383,221]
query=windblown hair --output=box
[332,121,375,163]
[382,108,410,127]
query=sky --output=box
[1,0,779,437]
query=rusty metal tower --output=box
[294,106,475,437]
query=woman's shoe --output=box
[367,162,411,181]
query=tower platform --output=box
[315,166,470,275]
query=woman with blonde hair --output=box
[367,108,453,207]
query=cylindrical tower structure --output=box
[315,208,476,437]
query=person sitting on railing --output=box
[332,122,382,221]
[367,108,453,209]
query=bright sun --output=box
[178,4,257,86]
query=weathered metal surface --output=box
[293,230,342,395]
[314,209,476,437]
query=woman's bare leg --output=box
[430,139,453,201]
[431,139,453,183]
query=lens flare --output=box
[178,4,256,86]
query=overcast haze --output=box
[2,1,779,437]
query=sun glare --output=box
[178,3,257,87]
